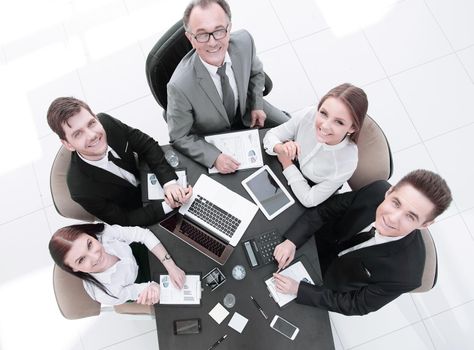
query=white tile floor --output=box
[0,0,473,349]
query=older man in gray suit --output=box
[167,0,289,173]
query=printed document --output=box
[147,170,187,200]
[205,129,263,174]
[265,261,314,307]
[159,275,201,305]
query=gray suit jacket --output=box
[167,29,288,167]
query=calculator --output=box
[242,230,283,269]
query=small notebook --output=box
[159,274,201,305]
[265,260,314,307]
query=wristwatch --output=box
[161,254,172,263]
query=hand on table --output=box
[276,152,294,170]
[164,262,186,289]
[214,153,240,174]
[164,183,193,208]
[273,239,296,270]
[273,273,300,295]
[274,141,301,161]
[137,282,160,305]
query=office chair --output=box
[347,115,393,191]
[145,19,273,119]
[411,228,438,292]
[53,264,154,320]
[50,145,96,222]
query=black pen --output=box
[250,295,268,319]
[208,334,228,350]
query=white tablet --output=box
[241,165,295,220]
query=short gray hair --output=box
[183,0,232,31]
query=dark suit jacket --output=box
[285,180,425,315]
[67,113,177,226]
[167,30,288,167]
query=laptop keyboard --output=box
[179,220,226,257]
[188,195,241,237]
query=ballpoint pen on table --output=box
[250,295,268,319]
[208,334,228,350]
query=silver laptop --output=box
[160,174,258,265]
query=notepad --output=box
[265,261,314,307]
[209,303,229,324]
[228,312,248,333]
[159,275,201,305]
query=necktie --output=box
[216,63,235,122]
[337,227,376,253]
[108,151,139,177]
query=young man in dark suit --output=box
[272,169,452,315]
[47,97,192,226]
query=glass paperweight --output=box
[223,293,236,308]
[232,264,246,280]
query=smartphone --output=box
[173,318,201,335]
[270,315,299,340]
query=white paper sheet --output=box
[159,275,201,305]
[205,129,263,174]
[228,312,248,333]
[147,170,187,200]
[209,303,230,324]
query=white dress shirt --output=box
[263,106,358,207]
[83,224,161,305]
[338,223,404,257]
[200,52,239,114]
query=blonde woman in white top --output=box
[263,83,368,207]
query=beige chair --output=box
[348,115,393,191]
[411,228,438,292]
[50,145,95,221]
[50,146,153,318]
[53,264,154,319]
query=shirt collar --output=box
[78,145,114,167]
[199,52,232,76]
[373,226,404,244]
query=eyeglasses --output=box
[188,25,229,43]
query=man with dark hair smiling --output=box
[47,97,192,226]
[272,169,452,315]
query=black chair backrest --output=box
[145,20,193,111]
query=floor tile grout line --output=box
[267,0,321,101]
[344,319,427,350]
[361,28,467,218]
[97,328,158,350]
[383,51,461,80]
[418,298,474,322]
[410,293,438,350]
[0,206,46,227]
[360,28,427,150]
[328,313,345,349]
[422,0,474,85]
[104,92,153,115]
